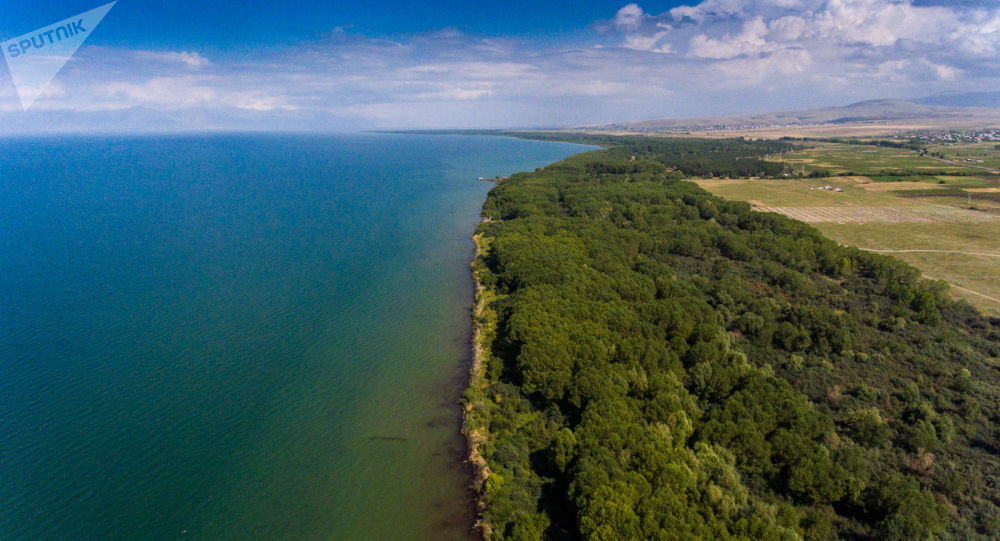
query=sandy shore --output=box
[462,231,494,539]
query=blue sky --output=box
[1,0,998,132]
[0,1,680,48]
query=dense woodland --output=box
[464,136,1000,540]
[509,132,792,178]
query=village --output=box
[902,128,1000,145]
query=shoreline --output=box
[462,229,495,539]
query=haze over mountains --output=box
[5,91,1000,135]
[590,92,1000,133]
[915,91,1000,109]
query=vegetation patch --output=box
[773,142,974,177]
[696,174,1000,315]
[469,136,1000,540]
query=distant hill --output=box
[914,91,1000,108]
[592,96,1000,133]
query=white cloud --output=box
[811,0,955,47]
[623,29,673,53]
[688,16,770,58]
[933,63,961,81]
[101,76,215,107]
[134,51,212,67]
[606,0,998,95]
[952,10,1000,56]
[614,4,647,30]
[618,0,995,55]
[669,0,751,23]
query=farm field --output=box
[695,174,1000,316]
[772,142,971,175]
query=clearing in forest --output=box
[695,174,1000,316]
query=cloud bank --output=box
[1,0,998,132]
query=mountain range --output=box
[590,92,1000,133]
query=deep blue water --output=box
[0,133,592,540]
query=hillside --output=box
[914,92,1000,109]
[592,98,1000,133]
[465,136,1000,540]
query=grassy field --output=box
[927,142,1000,170]
[698,176,921,206]
[772,142,972,175]
[695,174,1000,316]
[821,223,1000,313]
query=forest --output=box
[464,136,1000,540]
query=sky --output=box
[0,0,998,132]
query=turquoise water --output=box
[0,134,591,540]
